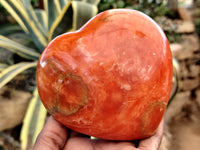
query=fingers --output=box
[65,131,138,150]
[33,116,68,150]
[137,119,164,150]
[93,141,137,150]
[64,131,94,150]
[69,130,90,138]
[32,116,164,150]
[64,130,93,149]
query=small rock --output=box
[170,43,183,58]
[180,77,200,91]
[188,64,200,78]
[174,48,194,60]
[178,60,199,79]
[181,34,200,52]
[165,91,190,124]
[0,87,31,131]
[178,7,193,21]
[176,21,195,33]
[156,17,177,32]
[172,34,200,60]
[170,43,183,52]
[179,61,189,78]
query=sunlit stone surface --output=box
[37,9,173,140]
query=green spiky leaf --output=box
[0,0,29,32]
[34,9,48,34]
[84,0,101,5]
[20,88,47,150]
[72,1,98,30]
[21,0,47,37]
[1,0,48,51]
[48,2,73,40]
[59,0,68,8]
[43,0,62,31]
[0,63,8,72]
[0,61,37,88]
[49,0,99,40]
[0,35,40,60]
[0,24,22,35]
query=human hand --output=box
[33,116,164,150]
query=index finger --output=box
[33,116,68,150]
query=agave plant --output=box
[0,0,180,149]
[0,0,100,149]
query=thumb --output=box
[138,119,164,150]
[33,116,68,150]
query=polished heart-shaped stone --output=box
[37,9,173,140]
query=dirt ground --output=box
[158,88,200,150]
[159,4,200,149]
[170,120,200,150]
[166,89,200,150]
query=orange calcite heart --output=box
[37,9,173,140]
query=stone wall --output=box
[159,5,200,150]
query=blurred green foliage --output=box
[98,0,131,11]
[0,2,6,13]
[195,18,200,37]
[98,0,170,18]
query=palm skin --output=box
[33,116,164,150]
